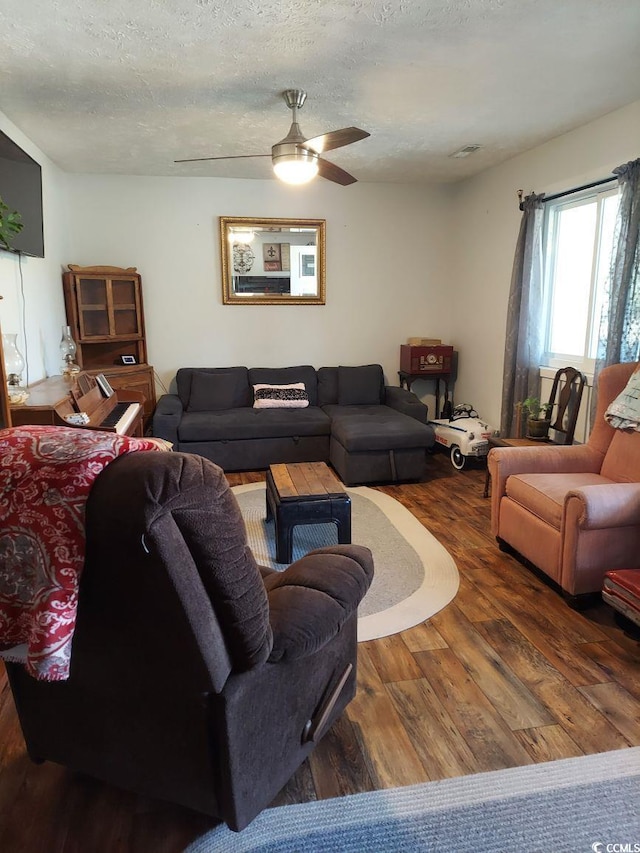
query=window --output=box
[543,187,620,372]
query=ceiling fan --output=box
[175,89,370,186]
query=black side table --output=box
[398,370,451,419]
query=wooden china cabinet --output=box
[62,265,156,427]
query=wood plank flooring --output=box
[1,453,638,851]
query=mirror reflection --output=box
[220,217,326,304]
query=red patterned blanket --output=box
[0,426,166,680]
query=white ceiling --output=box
[2,0,640,185]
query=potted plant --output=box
[0,195,23,251]
[521,397,553,439]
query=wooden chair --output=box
[483,366,587,497]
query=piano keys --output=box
[96,400,142,435]
[53,371,143,436]
[9,373,145,437]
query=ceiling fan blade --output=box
[317,157,358,186]
[301,127,370,154]
[174,154,271,163]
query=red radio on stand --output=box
[399,341,455,418]
[400,344,454,374]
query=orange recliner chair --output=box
[488,362,640,600]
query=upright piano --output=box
[9,372,145,437]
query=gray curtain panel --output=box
[594,158,640,382]
[500,193,545,437]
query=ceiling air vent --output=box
[449,145,482,159]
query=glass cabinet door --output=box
[76,278,109,338]
[75,276,142,340]
[111,278,142,337]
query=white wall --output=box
[0,111,70,384]
[448,100,640,429]
[65,175,455,411]
[3,97,639,426]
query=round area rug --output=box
[231,484,459,641]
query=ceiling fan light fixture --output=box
[273,155,319,185]
[178,88,366,186]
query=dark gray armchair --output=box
[6,451,373,831]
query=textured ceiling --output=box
[1,0,640,184]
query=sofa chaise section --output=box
[318,365,435,484]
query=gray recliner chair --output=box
[5,451,373,831]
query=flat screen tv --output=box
[0,129,44,258]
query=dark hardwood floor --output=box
[1,453,638,851]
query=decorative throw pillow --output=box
[188,371,241,412]
[337,365,384,406]
[605,364,640,431]
[253,383,309,409]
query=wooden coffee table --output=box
[266,462,352,563]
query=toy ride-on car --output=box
[429,404,498,470]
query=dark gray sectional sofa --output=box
[152,363,435,484]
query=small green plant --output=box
[521,397,552,420]
[0,195,23,251]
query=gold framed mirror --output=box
[220,216,326,305]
